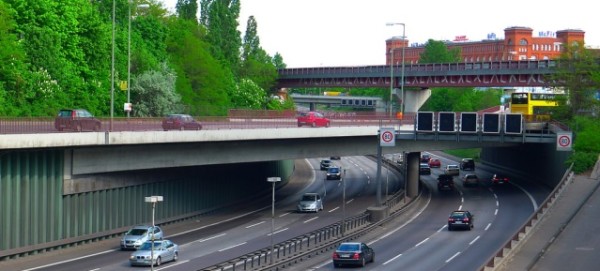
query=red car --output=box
[491,174,510,185]
[428,158,441,168]
[162,114,203,131]
[297,111,330,127]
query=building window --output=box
[519,38,528,45]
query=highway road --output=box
[0,154,552,271]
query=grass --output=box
[444,148,481,161]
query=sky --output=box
[161,0,599,68]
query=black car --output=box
[162,114,202,131]
[491,173,510,185]
[330,156,341,160]
[54,109,102,132]
[332,242,374,268]
[460,158,475,170]
[419,163,431,175]
[320,159,332,170]
[448,210,474,231]
[326,166,342,180]
[437,174,455,191]
[420,154,431,163]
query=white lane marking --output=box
[304,217,318,223]
[496,200,499,207]
[511,182,538,210]
[383,253,403,265]
[415,238,429,247]
[246,221,265,228]
[438,225,447,232]
[346,199,354,204]
[495,209,499,215]
[469,236,480,245]
[279,212,292,217]
[485,223,492,231]
[156,259,189,269]
[446,252,461,262]
[267,228,288,236]
[329,207,340,212]
[22,249,118,271]
[218,242,247,252]
[458,205,463,210]
[198,233,226,243]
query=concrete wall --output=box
[481,143,571,188]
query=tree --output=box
[176,0,198,21]
[419,39,461,63]
[550,44,600,119]
[203,0,242,73]
[131,62,183,117]
[272,53,286,69]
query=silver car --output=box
[129,239,179,266]
[121,225,164,250]
[297,193,323,213]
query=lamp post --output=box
[127,2,150,118]
[341,169,347,236]
[267,177,281,264]
[389,48,396,120]
[110,0,116,131]
[387,22,406,119]
[144,196,163,271]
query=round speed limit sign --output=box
[556,132,572,151]
[380,128,395,147]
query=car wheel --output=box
[311,122,316,127]
[76,124,82,132]
[173,252,178,262]
[360,257,366,267]
[371,253,375,263]
[448,225,453,231]
[326,121,330,127]
[94,123,100,131]
[179,126,184,131]
[333,263,340,268]
[155,256,161,266]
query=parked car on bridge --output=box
[297,193,323,213]
[448,210,474,231]
[162,114,202,131]
[297,111,330,127]
[121,225,164,250]
[332,242,375,268]
[54,109,101,132]
[129,239,179,266]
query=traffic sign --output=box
[556,132,572,151]
[380,128,395,147]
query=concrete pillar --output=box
[402,88,432,113]
[406,152,420,198]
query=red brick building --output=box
[386,26,585,64]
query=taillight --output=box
[352,253,360,259]
[448,218,455,222]
[332,252,339,259]
[463,218,470,222]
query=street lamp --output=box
[110,0,116,131]
[144,195,163,271]
[127,2,150,118]
[386,22,406,119]
[267,177,281,264]
[341,169,347,236]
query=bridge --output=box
[276,60,557,89]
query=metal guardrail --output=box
[200,164,422,271]
[478,165,574,270]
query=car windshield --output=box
[338,244,360,251]
[328,167,340,173]
[448,165,458,169]
[302,195,316,201]
[138,241,162,251]
[451,212,467,219]
[128,229,148,236]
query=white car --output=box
[444,164,460,176]
[297,193,324,212]
[129,240,179,266]
[121,225,163,250]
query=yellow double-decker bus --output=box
[509,92,561,121]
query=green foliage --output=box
[419,39,461,63]
[422,88,503,111]
[231,78,267,109]
[131,62,183,117]
[567,116,600,173]
[204,0,242,73]
[444,148,481,161]
[176,0,198,21]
